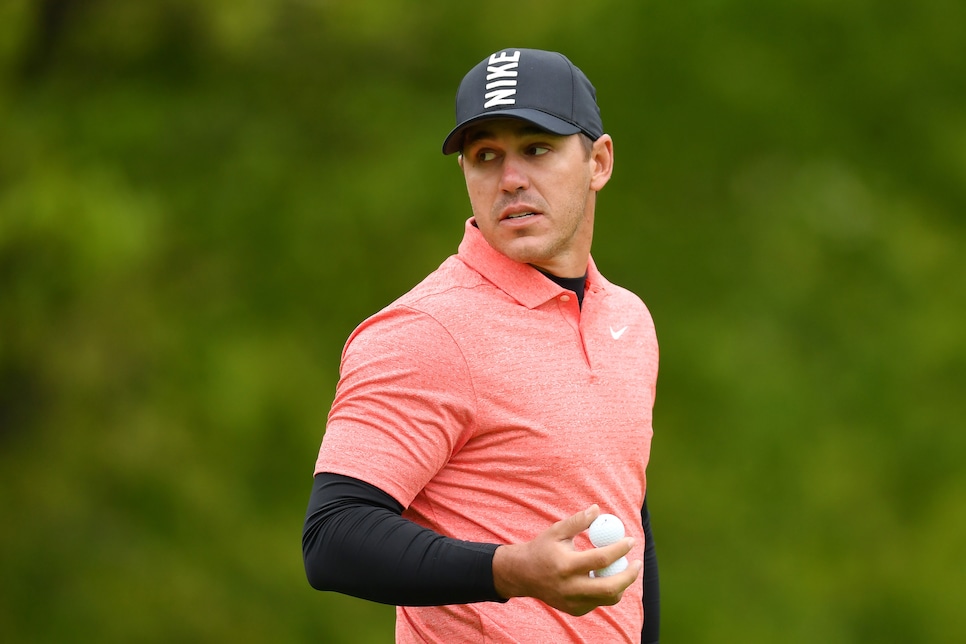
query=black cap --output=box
[442,48,604,155]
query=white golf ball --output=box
[594,556,629,578]
[588,514,625,547]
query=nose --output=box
[498,154,530,193]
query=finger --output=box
[613,558,644,587]
[595,560,644,605]
[578,537,636,572]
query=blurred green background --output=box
[1,0,964,642]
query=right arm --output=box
[302,473,640,611]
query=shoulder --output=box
[362,256,505,331]
[595,276,656,324]
[341,256,490,360]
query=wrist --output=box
[491,544,524,600]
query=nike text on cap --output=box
[441,48,604,155]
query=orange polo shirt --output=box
[316,218,659,643]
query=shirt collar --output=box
[456,218,606,309]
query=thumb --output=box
[556,504,600,540]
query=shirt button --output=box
[560,294,571,302]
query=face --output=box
[458,119,614,277]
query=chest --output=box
[448,297,657,475]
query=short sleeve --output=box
[315,305,477,508]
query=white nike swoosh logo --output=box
[610,326,629,340]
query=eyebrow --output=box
[463,124,553,146]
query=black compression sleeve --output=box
[642,496,660,643]
[302,473,503,606]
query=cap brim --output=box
[441,108,582,155]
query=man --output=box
[304,48,660,643]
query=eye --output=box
[477,150,498,163]
[527,145,550,157]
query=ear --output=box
[589,134,614,192]
[458,154,465,170]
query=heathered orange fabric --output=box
[315,218,658,643]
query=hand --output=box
[491,505,643,616]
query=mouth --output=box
[500,205,543,223]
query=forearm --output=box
[302,473,503,606]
